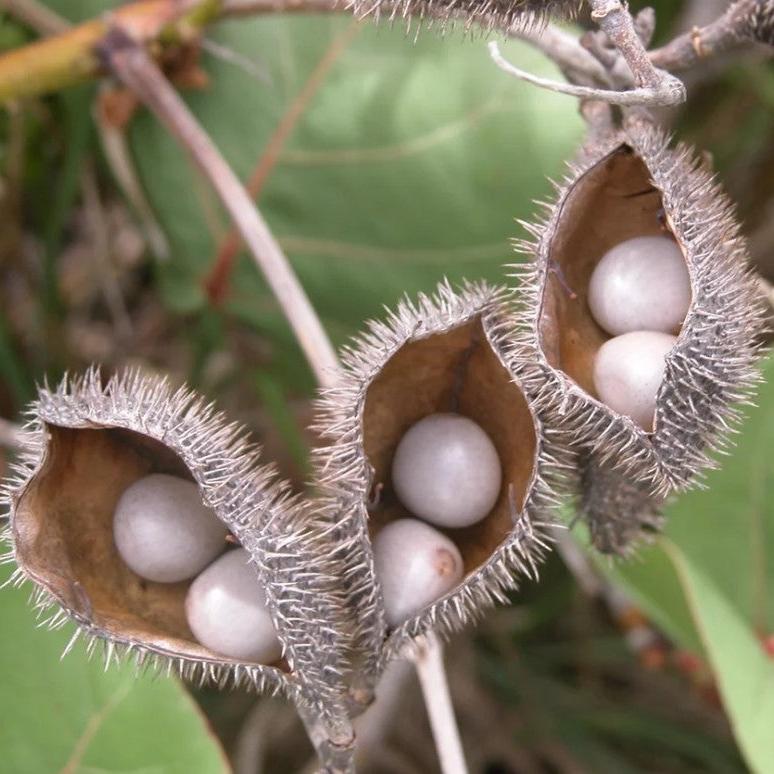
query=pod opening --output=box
[538,145,691,431]
[362,316,537,574]
[12,424,287,671]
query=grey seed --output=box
[391,413,502,528]
[113,473,227,583]
[593,331,677,430]
[373,518,464,627]
[588,235,691,336]
[185,548,281,663]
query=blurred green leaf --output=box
[611,356,774,652]
[0,564,230,774]
[127,17,583,387]
[662,539,774,774]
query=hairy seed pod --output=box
[578,455,665,557]
[512,118,765,552]
[744,0,774,45]
[313,281,569,700]
[0,369,352,754]
[348,0,582,34]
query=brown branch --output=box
[650,0,770,72]
[99,28,340,388]
[204,19,361,304]
[4,0,70,35]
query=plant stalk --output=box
[101,28,339,388]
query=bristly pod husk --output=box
[313,281,570,700]
[511,117,766,553]
[744,0,774,46]
[578,454,665,557]
[0,369,354,754]
[348,0,582,34]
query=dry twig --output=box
[99,28,340,388]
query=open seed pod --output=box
[745,0,774,45]
[511,118,765,551]
[578,453,666,556]
[348,0,581,34]
[313,281,569,694]
[0,369,351,739]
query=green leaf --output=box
[0,564,230,774]
[608,356,774,655]
[127,17,583,386]
[661,539,774,774]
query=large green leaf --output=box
[598,358,774,768]
[612,356,774,647]
[0,564,230,774]
[662,539,774,774]
[124,15,583,385]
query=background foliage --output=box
[0,0,772,771]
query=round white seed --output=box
[185,548,281,663]
[588,235,691,336]
[593,331,677,431]
[113,473,227,583]
[391,413,502,529]
[373,518,464,627]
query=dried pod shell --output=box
[348,0,582,35]
[313,281,568,694]
[513,120,765,549]
[0,369,350,734]
[744,0,774,45]
[579,453,665,557]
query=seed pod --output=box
[512,118,765,551]
[744,0,774,46]
[0,369,351,750]
[348,0,581,34]
[579,453,665,557]
[313,281,569,697]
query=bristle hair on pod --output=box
[0,368,352,736]
[511,119,766,553]
[313,280,570,697]
[347,0,582,35]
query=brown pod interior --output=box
[12,425,286,670]
[362,316,537,574]
[538,144,688,414]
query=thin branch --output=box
[509,22,611,89]
[200,37,272,84]
[488,41,682,107]
[100,28,340,388]
[650,0,771,72]
[411,634,468,774]
[3,0,69,35]
[80,161,134,342]
[93,93,172,262]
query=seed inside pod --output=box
[588,235,691,336]
[537,145,689,430]
[372,518,463,627]
[362,314,537,581]
[185,548,281,663]
[593,331,677,431]
[391,413,502,529]
[11,423,285,670]
[113,473,227,583]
